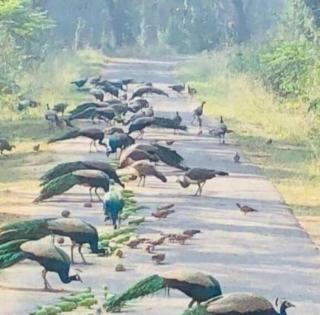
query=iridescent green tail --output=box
[104,274,165,311]
[0,239,27,269]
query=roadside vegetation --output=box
[178,1,320,243]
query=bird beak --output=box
[287,302,295,308]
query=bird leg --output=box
[199,182,205,196]
[89,187,94,202]
[94,140,99,152]
[188,299,196,308]
[142,176,146,187]
[194,184,201,196]
[78,245,88,264]
[89,140,94,153]
[94,187,103,202]
[42,269,52,291]
[70,242,76,264]
[137,176,143,187]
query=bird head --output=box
[73,273,83,283]
[276,298,295,311]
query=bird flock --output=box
[0,72,295,315]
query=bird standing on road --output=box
[0,237,82,290]
[233,152,240,163]
[104,269,222,311]
[209,116,233,144]
[103,180,124,229]
[192,101,206,127]
[177,168,229,196]
[130,161,167,186]
[236,203,258,215]
[182,293,295,315]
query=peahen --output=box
[0,218,105,264]
[182,293,295,315]
[48,127,107,152]
[34,170,110,203]
[153,116,187,133]
[177,168,229,196]
[103,180,124,229]
[0,237,82,290]
[104,269,222,311]
[40,160,124,187]
[130,161,167,186]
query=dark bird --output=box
[104,269,222,311]
[236,203,258,215]
[106,133,135,156]
[90,88,104,102]
[0,218,105,264]
[40,160,124,188]
[184,293,295,315]
[45,104,61,129]
[105,127,125,135]
[0,237,82,290]
[144,106,154,117]
[34,170,110,203]
[209,116,233,144]
[169,83,185,93]
[183,229,201,237]
[130,87,169,99]
[153,116,187,134]
[166,140,175,145]
[192,101,206,127]
[89,75,102,85]
[234,152,240,163]
[96,81,119,98]
[266,138,273,145]
[109,102,133,116]
[69,107,115,125]
[53,103,68,115]
[71,78,88,88]
[128,117,155,139]
[103,180,125,229]
[69,101,111,116]
[130,161,167,186]
[188,85,197,97]
[61,210,71,218]
[151,253,166,264]
[48,127,107,152]
[177,168,229,196]
[33,144,40,152]
[0,139,15,156]
[119,149,159,168]
[124,110,146,125]
[129,98,149,112]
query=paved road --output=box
[0,58,320,315]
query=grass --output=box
[0,47,106,209]
[177,52,320,217]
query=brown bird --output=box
[177,168,229,196]
[127,238,147,249]
[130,161,167,186]
[192,101,206,126]
[233,152,240,163]
[119,149,159,168]
[167,234,189,245]
[33,144,40,152]
[183,229,201,237]
[236,203,258,215]
[188,85,197,97]
[152,209,175,219]
[266,138,273,145]
[152,253,165,264]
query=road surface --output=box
[0,58,319,315]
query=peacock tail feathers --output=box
[0,239,28,269]
[104,274,165,311]
[40,161,85,184]
[69,108,95,120]
[0,219,50,243]
[47,129,80,144]
[154,144,188,170]
[182,305,209,315]
[34,173,80,203]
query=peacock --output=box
[48,127,107,152]
[119,149,159,168]
[209,117,233,144]
[0,217,105,264]
[182,293,295,315]
[106,133,135,157]
[90,88,105,102]
[0,237,82,290]
[153,116,187,133]
[128,117,155,139]
[34,170,110,203]
[40,160,124,187]
[103,180,124,229]
[68,107,115,124]
[130,86,169,99]
[104,269,222,311]
[177,168,229,196]
[71,78,88,88]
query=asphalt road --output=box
[0,58,319,315]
